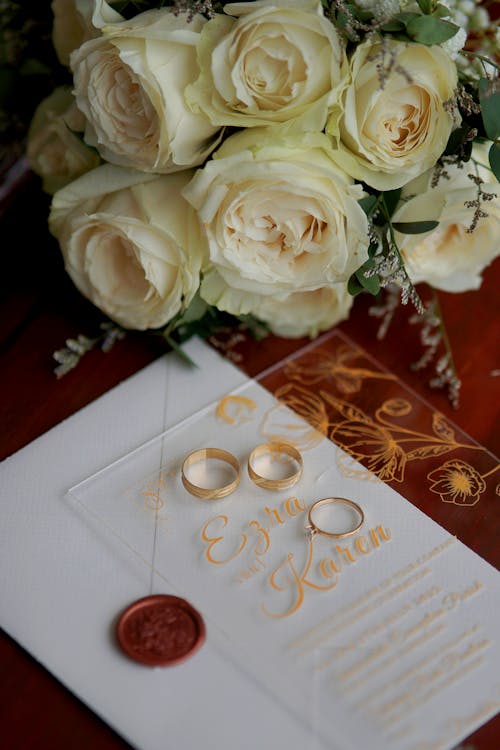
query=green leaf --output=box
[391,33,416,43]
[417,0,433,14]
[348,274,364,297]
[359,272,381,296]
[177,292,208,325]
[164,334,198,368]
[358,195,378,216]
[336,9,360,41]
[406,16,459,45]
[381,19,406,32]
[444,124,473,156]
[392,220,439,234]
[432,4,451,18]
[396,12,422,24]
[348,252,381,297]
[479,78,500,141]
[489,141,500,183]
[381,188,402,218]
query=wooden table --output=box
[1,174,499,749]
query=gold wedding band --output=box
[247,442,303,491]
[181,448,240,500]
[306,497,364,539]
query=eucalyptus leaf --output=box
[381,19,406,32]
[489,141,500,183]
[396,12,422,24]
[391,33,415,43]
[359,195,378,216]
[348,252,381,297]
[432,4,450,18]
[417,0,433,14]
[359,272,381,296]
[164,334,198,368]
[381,188,402,218]
[444,124,473,156]
[392,220,439,234]
[347,274,364,296]
[406,16,459,45]
[356,8,376,22]
[479,78,500,141]
[176,293,208,325]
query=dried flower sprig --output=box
[350,192,426,314]
[109,0,224,19]
[464,170,497,233]
[368,284,401,341]
[53,322,125,378]
[409,292,462,408]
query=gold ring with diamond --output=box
[305,497,364,539]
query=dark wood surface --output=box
[1,174,499,749]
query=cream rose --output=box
[183,130,370,296]
[201,269,353,338]
[71,9,222,173]
[27,87,101,194]
[392,144,500,291]
[51,0,97,67]
[49,165,205,329]
[327,39,459,190]
[186,0,347,129]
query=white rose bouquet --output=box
[22,0,499,401]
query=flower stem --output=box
[459,50,500,73]
[481,464,500,480]
[432,290,458,378]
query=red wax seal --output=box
[116,594,205,667]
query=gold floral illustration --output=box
[256,333,499,506]
[318,392,484,484]
[285,344,397,393]
[323,394,408,482]
[427,461,488,506]
[260,384,329,451]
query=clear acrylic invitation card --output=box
[68,334,500,750]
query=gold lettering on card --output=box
[201,515,247,565]
[215,395,257,426]
[262,526,392,619]
[261,539,339,619]
[200,498,307,573]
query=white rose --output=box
[186,0,347,129]
[49,165,205,329]
[393,144,500,291]
[51,0,97,67]
[183,130,370,296]
[201,269,353,338]
[71,9,222,173]
[27,87,101,195]
[327,39,459,190]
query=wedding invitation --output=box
[68,342,500,750]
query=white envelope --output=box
[1,338,499,750]
[1,339,324,750]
